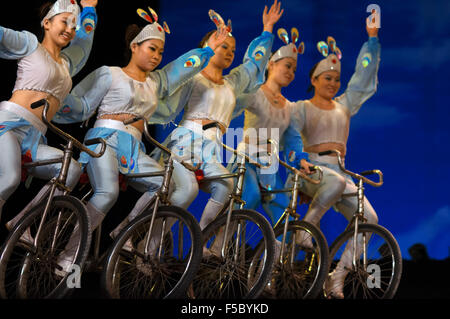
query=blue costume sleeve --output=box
[232,92,257,119]
[0,26,39,59]
[283,101,308,168]
[225,31,274,96]
[149,47,215,125]
[53,65,112,124]
[335,37,381,116]
[61,6,98,77]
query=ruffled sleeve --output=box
[53,65,112,124]
[0,26,38,59]
[225,31,274,96]
[334,37,381,116]
[61,6,98,77]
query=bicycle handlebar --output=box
[203,122,274,170]
[318,149,383,187]
[31,99,106,158]
[270,139,322,185]
[123,116,197,172]
[203,123,322,185]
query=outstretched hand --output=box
[263,0,284,33]
[80,0,98,8]
[366,9,380,37]
[207,26,229,51]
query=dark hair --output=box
[307,62,320,94]
[124,24,145,63]
[37,2,54,42]
[198,30,216,49]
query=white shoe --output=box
[122,238,134,253]
[295,230,314,249]
[324,268,347,299]
[54,258,73,278]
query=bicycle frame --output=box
[120,116,197,260]
[260,151,323,265]
[20,98,106,252]
[318,149,383,270]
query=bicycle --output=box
[100,115,203,299]
[319,149,402,299]
[187,122,277,299]
[252,145,330,299]
[0,98,106,299]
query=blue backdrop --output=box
[155,0,450,260]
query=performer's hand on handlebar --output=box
[300,159,314,175]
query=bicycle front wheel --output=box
[326,223,402,299]
[191,209,276,299]
[0,196,91,299]
[101,205,202,299]
[258,220,329,299]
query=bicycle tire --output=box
[191,209,276,299]
[0,195,91,299]
[326,223,402,299]
[101,205,202,299]
[258,220,329,299]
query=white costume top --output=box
[0,7,97,105]
[287,36,381,158]
[53,47,216,124]
[13,44,72,104]
[182,73,236,129]
[96,66,159,120]
[301,100,350,148]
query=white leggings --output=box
[0,129,81,207]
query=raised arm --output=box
[226,0,283,95]
[335,16,381,116]
[61,1,98,76]
[0,26,38,59]
[53,65,112,124]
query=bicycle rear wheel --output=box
[191,209,275,299]
[0,196,91,299]
[326,223,402,299]
[101,205,202,299]
[255,220,329,299]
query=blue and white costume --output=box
[231,91,307,225]
[0,3,97,222]
[229,27,308,226]
[54,37,216,230]
[153,30,274,229]
[286,36,381,227]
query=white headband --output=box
[270,27,304,63]
[312,36,342,78]
[41,0,80,28]
[131,7,170,47]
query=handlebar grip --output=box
[84,138,105,146]
[123,117,141,126]
[202,122,219,130]
[360,170,379,177]
[318,150,333,156]
[30,99,47,109]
